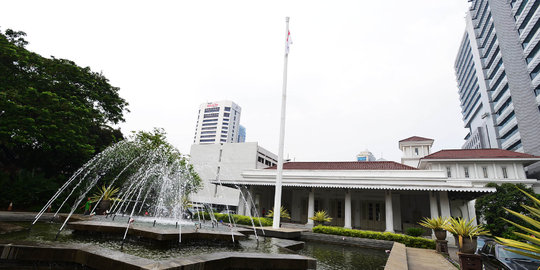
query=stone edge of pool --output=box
[0,242,317,270]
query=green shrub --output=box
[198,212,273,227]
[405,227,424,237]
[312,225,435,249]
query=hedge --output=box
[312,225,435,249]
[196,212,273,227]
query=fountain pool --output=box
[0,222,388,270]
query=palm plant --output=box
[419,216,450,241]
[418,216,448,230]
[444,217,489,239]
[309,210,332,225]
[495,188,540,260]
[266,206,291,220]
[89,185,121,203]
[444,217,489,254]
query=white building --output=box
[189,142,277,207]
[213,136,540,241]
[193,101,242,145]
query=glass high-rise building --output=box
[455,0,540,157]
[193,100,242,144]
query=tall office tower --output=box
[237,125,246,143]
[193,101,242,144]
[455,0,540,156]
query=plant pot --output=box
[458,236,477,254]
[434,229,447,240]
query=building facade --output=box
[193,101,242,145]
[214,137,540,242]
[455,0,540,155]
[189,142,277,207]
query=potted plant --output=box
[89,185,121,214]
[444,217,489,254]
[418,216,449,240]
[309,210,332,226]
[266,206,291,227]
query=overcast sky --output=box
[2,0,472,163]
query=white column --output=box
[238,191,246,216]
[429,191,439,239]
[307,188,315,226]
[439,191,455,244]
[345,189,352,229]
[385,191,394,233]
[468,200,477,226]
[354,199,361,228]
[392,193,401,232]
[429,191,439,218]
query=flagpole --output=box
[272,16,290,229]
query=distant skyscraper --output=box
[356,150,376,162]
[455,0,540,156]
[238,125,246,143]
[193,101,242,144]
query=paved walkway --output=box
[406,247,457,270]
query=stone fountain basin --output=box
[67,220,246,243]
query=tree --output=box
[475,183,539,239]
[0,28,128,177]
[0,28,128,209]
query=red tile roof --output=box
[422,149,539,159]
[399,136,434,142]
[265,161,418,170]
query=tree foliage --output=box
[0,28,128,209]
[475,183,539,239]
[0,28,128,177]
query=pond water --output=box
[0,222,387,270]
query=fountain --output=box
[29,133,254,248]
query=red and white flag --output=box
[286,30,292,55]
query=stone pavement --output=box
[406,247,457,270]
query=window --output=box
[202,118,218,123]
[201,126,216,130]
[224,107,231,111]
[202,123,217,127]
[464,167,470,178]
[201,130,216,134]
[204,113,219,118]
[200,139,215,142]
[204,107,220,113]
[482,167,488,178]
[446,167,452,178]
[337,201,342,218]
[502,167,508,178]
[414,148,419,155]
[314,200,319,212]
[200,135,215,138]
[257,157,264,163]
[224,113,230,117]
